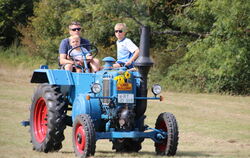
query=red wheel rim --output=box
[75,123,86,153]
[156,120,168,152]
[34,97,48,143]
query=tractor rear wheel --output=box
[30,84,67,152]
[73,114,96,158]
[155,112,179,156]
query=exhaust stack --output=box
[134,26,153,117]
[134,26,153,80]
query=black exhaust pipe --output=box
[134,26,153,118]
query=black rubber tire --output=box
[155,112,179,156]
[29,84,67,152]
[73,114,96,158]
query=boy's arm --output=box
[125,48,140,66]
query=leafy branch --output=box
[152,30,209,38]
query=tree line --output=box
[1,0,249,94]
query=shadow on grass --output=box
[97,150,156,157]
[61,150,156,156]
[176,151,210,157]
[97,150,210,157]
[61,150,210,157]
[99,150,155,153]
[61,151,74,154]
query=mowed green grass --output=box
[0,65,250,158]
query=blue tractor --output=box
[25,26,179,157]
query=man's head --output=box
[114,23,127,40]
[69,21,82,36]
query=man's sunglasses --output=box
[115,30,123,33]
[71,28,81,31]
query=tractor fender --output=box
[72,93,101,128]
[30,69,74,85]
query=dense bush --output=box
[164,0,250,94]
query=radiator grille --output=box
[102,77,111,105]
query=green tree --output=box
[24,0,192,62]
[23,0,250,94]
[166,0,250,94]
[21,0,75,63]
[0,0,35,47]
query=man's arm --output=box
[59,54,74,65]
[59,39,74,65]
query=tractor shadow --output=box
[97,150,210,157]
[61,150,210,157]
[61,151,75,154]
[97,150,156,157]
[176,151,211,157]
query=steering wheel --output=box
[68,44,98,72]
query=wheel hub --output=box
[75,123,86,153]
[77,133,82,144]
[34,97,48,143]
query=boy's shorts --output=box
[116,61,134,69]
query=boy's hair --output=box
[69,35,80,42]
[114,23,127,32]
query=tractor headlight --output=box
[152,84,162,95]
[91,83,101,94]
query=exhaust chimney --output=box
[134,26,154,78]
[134,26,153,118]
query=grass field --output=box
[0,65,250,158]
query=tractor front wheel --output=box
[155,112,179,156]
[30,84,67,152]
[73,114,96,158]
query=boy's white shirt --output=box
[117,38,138,63]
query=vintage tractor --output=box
[22,26,179,157]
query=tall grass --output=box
[0,45,57,70]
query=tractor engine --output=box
[116,105,135,131]
[95,68,138,132]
